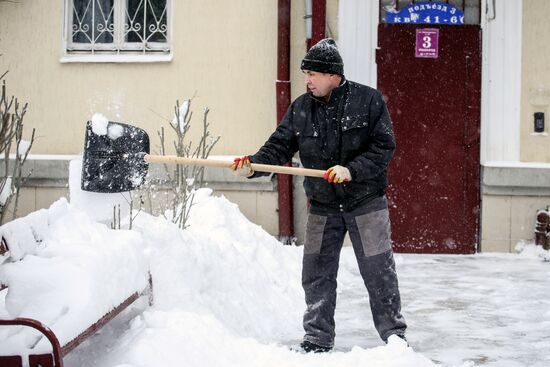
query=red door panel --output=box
[377,24,481,254]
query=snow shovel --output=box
[81,121,326,193]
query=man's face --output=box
[303,70,340,98]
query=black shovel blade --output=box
[81,121,150,193]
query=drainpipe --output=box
[277,0,326,245]
[307,0,326,49]
[277,0,293,245]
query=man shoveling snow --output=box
[231,38,407,353]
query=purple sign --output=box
[416,29,439,58]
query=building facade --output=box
[1,0,548,252]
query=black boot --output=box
[300,340,332,353]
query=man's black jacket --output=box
[249,79,396,213]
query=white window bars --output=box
[64,0,171,55]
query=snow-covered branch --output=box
[142,98,220,229]
[0,73,36,224]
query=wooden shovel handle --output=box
[144,155,326,178]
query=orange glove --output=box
[324,165,351,183]
[230,156,254,177]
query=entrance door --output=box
[376,21,481,253]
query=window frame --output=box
[61,0,173,63]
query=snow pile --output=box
[0,198,149,355]
[91,113,109,135]
[86,187,438,367]
[514,241,550,261]
[107,317,432,367]
[130,188,304,341]
[0,158,444,367]
[69,159,132,222]
[91,113,125,140]
[107,123,124,140]
[0,202,54,263]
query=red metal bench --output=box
[0,237,153,367]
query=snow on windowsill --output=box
[60,53,173,63]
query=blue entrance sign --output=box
[386,2,464,25]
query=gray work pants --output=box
[302,195,407,348]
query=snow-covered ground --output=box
[65,246,550,367]
[1,160,549,367]
[337,250,550,367]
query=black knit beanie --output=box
[301,38,344,76]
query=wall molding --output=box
[482,162,550,196]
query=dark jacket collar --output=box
[309,77,348,105]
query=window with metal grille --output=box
[64,0,170,55]
[380,0,481,25]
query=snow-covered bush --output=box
[148,99,220,229]
[0,71,36,224]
